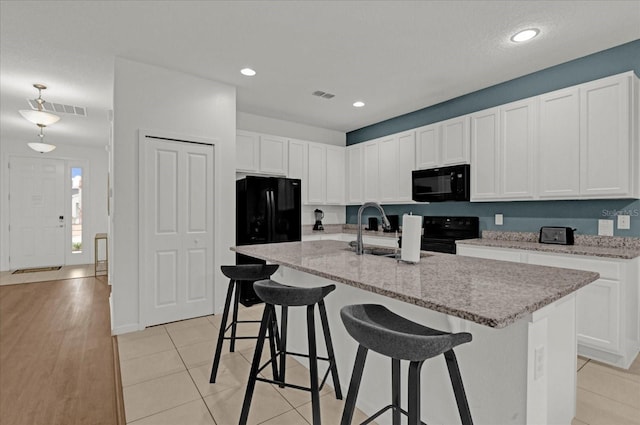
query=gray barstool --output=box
[209,264,280,384]
[340,304,473,425]
[239,279,343,425]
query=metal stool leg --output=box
[408,361,424,425]
[392,358,401,425]
[239,305,271,425]
[230,282,242,352]
[278,306,288,387]
[444,350,473,425]
[209,278,235,383]
[318,300,342,399]
[340,345,368,425]
[307,304,321,425]
[266,304,280,380]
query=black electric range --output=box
[421,216,479,254]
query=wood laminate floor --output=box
[0,274,119,425]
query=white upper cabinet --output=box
[258,134,288,175]
[288,139,308,202]
[307,142,326,204]
[236,130,260,172]
[500,98,536,199]
[470,108,500,199]
[363,140,380,202]
[236,130,287,175]
[580,73,632,197]
[441,116,470,165]
[416,116,469,169]
[416,124,439,169]
[378,136,399,202]
[346,144,363,204]
[325,146,346,204]
[306,141,345,205]
[397,131,416,201]
[538,87,581,198]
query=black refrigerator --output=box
[236,176,301,305]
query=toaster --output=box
[539,227,575,245]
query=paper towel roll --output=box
[401,214,422,263]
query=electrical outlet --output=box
[495,214,504,226]
[598,219,614,236]
[617,215,630,230]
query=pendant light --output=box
[27,124,56,153]
[19,83,61,126]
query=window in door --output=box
[71,167,83,252]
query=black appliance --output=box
[421,216,479,254]
[539,226,575,245]
[412,164,470,202]
[367,217,378,231]
[236,176,301,305]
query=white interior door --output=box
[140,135,215,326]
[9,156,65,269]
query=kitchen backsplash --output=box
[346,199,640,238]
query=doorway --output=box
[139,133,215,326]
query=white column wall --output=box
[112,58,236,334]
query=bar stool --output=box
[340,304,473,425]
[239,279,343,425]
[209,264,280,384]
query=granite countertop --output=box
[303,224,401,238]
[457,231,640,260]
[232,240,599,329]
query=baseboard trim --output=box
[112,323,142,335]
[112,336,126,425]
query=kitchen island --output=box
[233,240,600,425]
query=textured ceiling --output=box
[1,1,639,148]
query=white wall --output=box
[112,58,236,335]
[0,142,108,271]
[237,111,345,146]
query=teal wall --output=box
[345,40,640,237]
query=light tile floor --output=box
[118,304,640,425]
[118,304,374,425]
[0,264,96,286]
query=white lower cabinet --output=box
[457,244,640,368]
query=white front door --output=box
[140,135,215,326]
[9,156,65,269]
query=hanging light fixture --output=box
[27,123,56,153]
[19,83,61,126]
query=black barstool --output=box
[209,264,280,384]
[239,279,343,425]
[340,304,473,425]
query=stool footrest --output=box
[361,404,428,425]
[223,319,262,333]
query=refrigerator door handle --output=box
[269,190,276,241]
[266,190,272,242]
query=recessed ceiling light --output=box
[511,28,540,43]
[353,101,365,108]
[240,68,256,76]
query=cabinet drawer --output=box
[527,253,621,280]
[456,245,524,263]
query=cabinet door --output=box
[576,279,621,353]
[580,75,631,197]
[397,131,416,201]
[378,136,398,202]
[288,139,308,203]
[236,131,259,172]
[441,116,470,165]
[307,143,326,204]
[259,135,288,175]
[538,88,580,198]
[363,141,380,202]
[416,124,439,169]
[470,108,500,200]
[325,146,345,204]
[501,99,536,199]
[346,145,363,204]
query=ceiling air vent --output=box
[27,99,87,117]
[312,90,335,99]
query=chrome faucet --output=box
[356,202,390,255]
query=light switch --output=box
[598,219,614,236]
[495,214,504,226]
[617,215,630,230]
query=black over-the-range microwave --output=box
[411,164,470,202]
